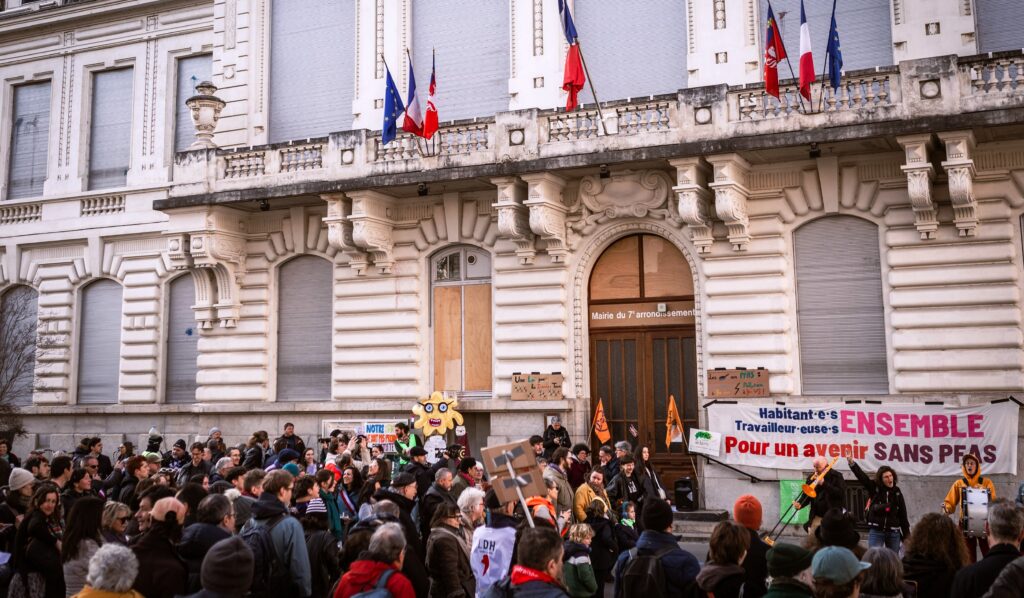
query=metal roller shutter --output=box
[6,82,50,200]
[758,0,893,74]
[976,0,1024,53]
[269,0,355,143]
[794,216,888,394]
[174,55,213,153]
[573,0,687,103]
[1,286,38,405]
[165,275,198,403]
[412,0,510,122]
[78,280,123,404]
[88,69,133,190]
[277,256,332,401]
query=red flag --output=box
[764,5,788,99]
[563,45,586,111]
[422,51,439,139]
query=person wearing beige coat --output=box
[573,470,612,524]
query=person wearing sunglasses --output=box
[101,501,132,545]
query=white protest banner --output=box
[706,402,1019,476]
[319,420,398,453]
[688,429,722,457]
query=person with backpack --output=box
[241,469,312,598]
[335,521,416,598]
[695,521,750,598]
[612,498,699,598]
[483,526,570,598]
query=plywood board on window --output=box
[589,236,640,301]
[643,235,693,297]
[463,283,492,391]
[433,286,463,392]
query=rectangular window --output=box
[174,54,212,153]
[6,81,51,200]
[88,68,133,190]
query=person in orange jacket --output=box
[942,452,997,563]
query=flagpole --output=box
[769,1,808,114]
[573,39,609,136]
[817,0,839,113]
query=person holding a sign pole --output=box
[847,457,909,553]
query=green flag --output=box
[779,479,809,525]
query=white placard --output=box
[688,428,722,457]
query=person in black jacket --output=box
[733,494,768,598]
[11,483,64,598]
[583,499,617,597]
[902,512,969,598]
[177,494,233,594]
[794,456,845,532]
[242,431,269,470]
[848,457,910,552]
[373,474,430,598]
[402,446,447,502]
[950,499,1024,598]
[542,416,571,459]
[420,469,456,542]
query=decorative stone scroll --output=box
[322,191,396,275]
[492,177,536,265]
[568,169,678,239]
[897,134,937,240]
[938,131,978,237]
[707,154,751,251]
[670,157,714,254]
[164,207,248,328]
[522,173,570,263]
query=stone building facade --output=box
[0,0,1023,521]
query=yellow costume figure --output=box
[412,391,464,437]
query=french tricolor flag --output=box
[798,0,815,101]
[402,56,424,136]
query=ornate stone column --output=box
[897,134,938,240]
[670,157,714,254]
[937,131,978,237]
[707,154,751,251]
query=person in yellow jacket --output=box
[942,452,996,563]
[573,469,612,523]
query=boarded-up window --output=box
[794,216,888,394]
[432,246,491,395]
[165,275,198,403]
[78,280,123,404]
[88,68,133,190]
[758,0,893,73]
[976,0,1024,53]
[174,54,213,153]
[573,0,687,103]
[277,255,332,401]
[0,286,38,405]
[269,0,355,142]
[7,82,50,200]
[412,0,509,121]
[589,234,693,301]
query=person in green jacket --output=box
[394,423,421,468]
[563,523,598,598]
[763,543,815,598]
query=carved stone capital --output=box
[938,131,978,237]
[492,177,535,265]
[898,134,938,240]
[347,191,396,275]
[522,173,570,263]
[670,157,714,254]
[162,206,248,328]
[707,154,751,251]
[322,193,370,274]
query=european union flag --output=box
[825,11,843,90]
[382,64,405,145]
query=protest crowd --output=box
[0,420,1020,598]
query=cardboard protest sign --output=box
[479,439,546,504]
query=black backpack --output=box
[620,544,676,598]
[241,514,289,598]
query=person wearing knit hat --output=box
[189,536,254,598]
[764,543,814,597]
[733,494,769,598]
[297,497,337,598]
[613,498,700,597]
[8,468,35,494]
[282,462,301,477]
[208,428,221,441]
[1,468,35,528]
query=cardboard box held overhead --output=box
[479,439,546,505]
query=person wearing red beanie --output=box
[733,495,769,598]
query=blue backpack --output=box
[351,569,395,598]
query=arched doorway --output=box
[588,234,699,483]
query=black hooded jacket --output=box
[372,487,429,598]
[850,461,910,538]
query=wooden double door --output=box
[590,328,700,485]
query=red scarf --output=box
[458,471,476,487]
[510,565,561,587]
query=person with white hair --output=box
[456,487,486,546]
[336,522,415,598]
[70,543,143,598]
[792,456,845,533]
[209,457,234,484]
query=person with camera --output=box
[847,456,909,552]
[402,446,448,502]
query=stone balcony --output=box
[164,51,1023,207]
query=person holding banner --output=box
[942,452,997,563]
[793,457,845,533]
[847,457,910,553]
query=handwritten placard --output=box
[707,368,769,398]
[511,373,564,401]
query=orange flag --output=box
[666,394,685,448]
[592,398,611,443]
